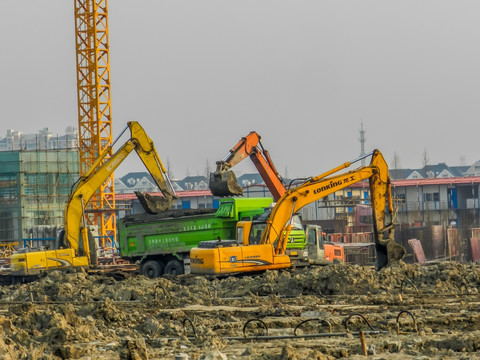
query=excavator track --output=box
[0,273,39,286]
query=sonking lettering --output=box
[313,177,352,195]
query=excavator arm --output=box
[9,121,177,275]
[65,121,177,254]
[261,149,405,270]
[209,131,287,200]
[190,149,405,275]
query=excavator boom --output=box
[65,121,177,250]
[261,149,405,270]
[190,149,405,275]
[209,131,286,200]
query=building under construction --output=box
[0,150,80,247]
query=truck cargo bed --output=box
[121,208,217,225]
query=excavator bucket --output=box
[375,236,406,270]
[135,191,174,214]
[209,170,243,197]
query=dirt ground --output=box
[0,261,480,359]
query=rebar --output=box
[243,318,268,338]
[182,318,197,338]
[344,313,376,332]
[396,310,418,335]
[294,318,332,336]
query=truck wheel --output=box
[141,260,164,278]
[164,259,184,275]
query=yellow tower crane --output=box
[73,0,115,245]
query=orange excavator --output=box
[209,131,287,200]
[190,149,406,275]
[209,131,350,266]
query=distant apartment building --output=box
[0,127,81,244]
[0,127,79,151]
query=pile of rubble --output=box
[0,261,479,359]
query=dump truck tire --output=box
[141,260,164,278]
[164,259,184,275]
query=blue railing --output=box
[21,235,117,250]
[22,237,55,248]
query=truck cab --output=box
[304,224,325,264]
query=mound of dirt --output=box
[0,262,479,359]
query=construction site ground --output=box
[0,261,479,359]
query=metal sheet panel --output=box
[408,238,427,264]
[447,228,461,260]
[470,238,480,263]
[431,225,445,258]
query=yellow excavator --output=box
[209,131,287,200]
[190,149,406,275]
[10,121,177,276]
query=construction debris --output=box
[0,262,479,359]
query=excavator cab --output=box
[209,161,244,197]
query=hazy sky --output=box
[1,1,479,179]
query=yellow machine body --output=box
[10,249,89,276]
[191,149,406,275]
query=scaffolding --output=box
[0,149,80,245]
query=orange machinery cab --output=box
[323,243,345,263]
[190,221,291,275]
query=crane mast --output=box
[74,0,115,244]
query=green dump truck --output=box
[117,197,274,276]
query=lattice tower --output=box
[74,0,115,243]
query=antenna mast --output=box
[359,122,366,166]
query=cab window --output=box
[249,223,266,245]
